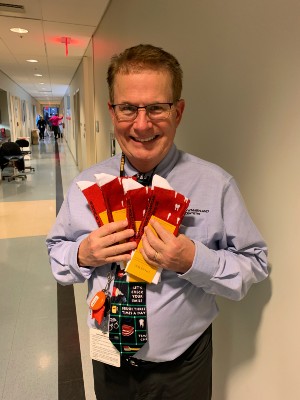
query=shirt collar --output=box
[123,144,179,181]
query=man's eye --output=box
[147,104,164,113]
[119,105,136,113]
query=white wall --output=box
[66,62,83,166]
[0,69,41,138]
[66,40,97,170]
[92,33,116,162]
[82,41,97,167]
[88,1,299,399]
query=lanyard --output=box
[120,152,126,177]
[119,152,157,186]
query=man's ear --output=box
[108,102,115,121]
[175,99,185,126]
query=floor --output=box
[0,135,96,400]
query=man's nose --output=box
[134,109,152,129]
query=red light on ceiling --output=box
[60,37,71,56]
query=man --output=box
[48,113,63,140]
[46,44,268,399]
[37,115,46,140]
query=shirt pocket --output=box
[179,215,208,246]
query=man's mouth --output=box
[132,135,158,143]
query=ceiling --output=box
[0,0,110,105]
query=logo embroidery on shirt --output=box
[185,208,209,215]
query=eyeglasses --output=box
[111,102,174,122]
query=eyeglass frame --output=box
[110,102,177,122]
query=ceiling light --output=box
[26,59,38,63]
[10,27,28,34]
[34,74,42,77]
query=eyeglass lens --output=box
[114,103,172,121]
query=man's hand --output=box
[78,220,137,267]
[140,219,195,274]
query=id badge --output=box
[90,328,121,367]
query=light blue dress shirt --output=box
[46,144,268,362]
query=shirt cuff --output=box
[178,241,219,286]
[67,239,94,281]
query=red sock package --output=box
[76,181,108,226]
[77,174,190,284]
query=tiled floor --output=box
[0,200,56,239]
[0,137,96,400]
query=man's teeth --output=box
[135,136,156,142]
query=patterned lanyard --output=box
[119,152,157,186]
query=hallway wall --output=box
[65,39,97,170]
[85,1,299,399]
[0,70,41,138]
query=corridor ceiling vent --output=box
[0,3,25,15]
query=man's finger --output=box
[148,219,174,243]
[95,219,129,238]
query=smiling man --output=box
[47,44,268,400]
[108,68,184,173]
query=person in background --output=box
[59,120,64,138]
[37,115,46,140]
[46,44,268,400]
[48,113,63,140]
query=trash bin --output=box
[31,129,39,145]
